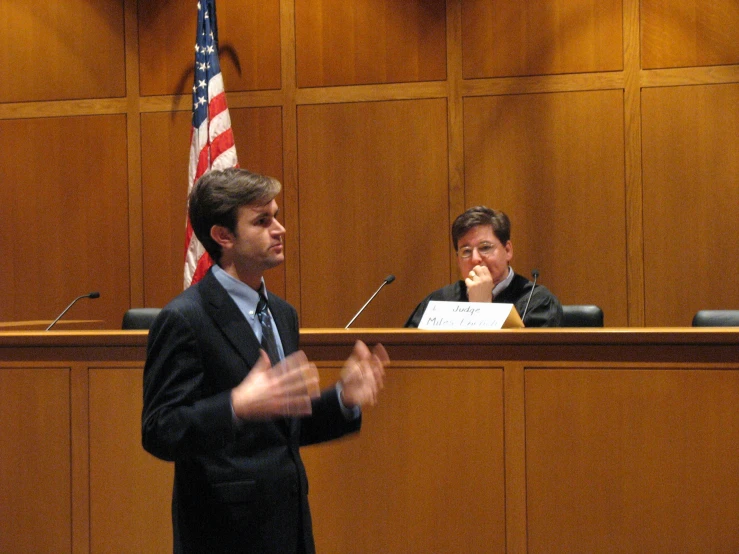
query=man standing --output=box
[405,206,562,328]
[142,168,388,553]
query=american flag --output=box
[184,0,238,287]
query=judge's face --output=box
[456,225,513,286]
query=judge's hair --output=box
[188,168,282,263]
[451,206,511,250]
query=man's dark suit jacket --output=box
[142,269,360,554]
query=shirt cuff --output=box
[336,382,361,420]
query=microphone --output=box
[520,269,539,325]
[46,292,101,331]
[345,275,395,329]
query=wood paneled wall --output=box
[3,330,739,553]
[1,0,738,329]
[0,369,72,552]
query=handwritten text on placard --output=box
[418,301,523,330]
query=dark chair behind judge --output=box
[691,310,739,327]
[121,308,161,330]
[560,305,604,327]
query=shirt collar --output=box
[211,264,266,319]
[492,266,514,298]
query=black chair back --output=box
[561,305,604,327]
[691,310,739,327]
[122,308,161,330]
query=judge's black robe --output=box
[404,272,562,328]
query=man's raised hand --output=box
[340,341,389,408]
[231,350,320,419]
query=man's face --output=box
[228,199,285,275]
[456,225,513,286]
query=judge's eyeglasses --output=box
[457,242,496,259]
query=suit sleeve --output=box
[141,307,236,462]
[284,301,361,446]
[299,387,362,447]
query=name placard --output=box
[418,301,524,330]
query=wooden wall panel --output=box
[461,0,623,79]
[138,0,281,96]
[3,332,739,553]
[141,106,285,309]
[295,0,447,87]
[140,111,191,308]
[89,368,173,553]
[1,0,737,330]
[525,368,739,552]
[0,115,130,329]
[296,99,450,328]
[302,365,506,554]
[0,369,71,553]
[463,91,627,326]
[642,0,739,69]
[642,84,739,327]
[0,0,125,102]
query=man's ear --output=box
[504,240,513,262]
[210,225,234,249]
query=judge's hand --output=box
[231,350,320,419]
[340,341,389,408]
[465,264,494,302]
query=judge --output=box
[405,206,562,328]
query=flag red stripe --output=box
[209,130,235,164]
[208,92,228,119]
[192,252,213,284]
[195,145,210,181]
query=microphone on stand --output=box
[345,275,395,329]
[520,269,539,325]
[46,292,101,331]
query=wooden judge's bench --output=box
[1,328,739,553]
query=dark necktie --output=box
[256,294,280,366]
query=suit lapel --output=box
[199,270,262,368]
[199,270,298,436]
